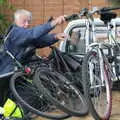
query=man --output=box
[0,9,66,106]
[0,9,66,75]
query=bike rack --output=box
[59,17,120,54]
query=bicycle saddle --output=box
[100,12,117,24]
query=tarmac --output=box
[35,90,120,120]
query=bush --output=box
[0,0,14,35]
[108,0,120,7]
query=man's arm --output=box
[33,34,58,48]
[12,16,66,46]
[13,22,55,45]
[14,24,66,47]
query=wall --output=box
[8,0,120,31]
[8,0,88,32]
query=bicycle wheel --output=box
[82,50,112,120]
[10,71,70,120]
[33,68,88,117]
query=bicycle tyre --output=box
[33,68,88,117]
[10,71,70,120]
[82,50,112,120]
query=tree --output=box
[108,0,120,7]
[0,0,14,35]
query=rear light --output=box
[25,67,31,73]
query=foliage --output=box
[108,0,120,7]
[0,0,15,35]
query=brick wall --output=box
[9,0,88,32]
[8,0,120,31]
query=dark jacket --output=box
[0,22,58,75]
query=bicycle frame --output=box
[60,6,120,120]
[84,9,120,81]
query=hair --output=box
[14,9,32,21]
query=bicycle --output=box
[81,7,120,120]
[32,46,88,117]
[0,26,71,119]
[0,21,88,119]
[59,6,120,120]
[0,52,72,119]
[9,46,89,119]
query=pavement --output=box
[35,90,120,120]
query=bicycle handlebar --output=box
[64,14,80,21]
[65,7,120,22]
[98,7,120,13]
[47,7,120,22]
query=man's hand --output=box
[51,16,65,27]
[55,33,68,41]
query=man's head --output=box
[14,9,32,28]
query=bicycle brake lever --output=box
[99,7,120,13]
[64,14,80,21]
[79,8,89,16]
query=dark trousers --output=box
[0,77,10,106]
